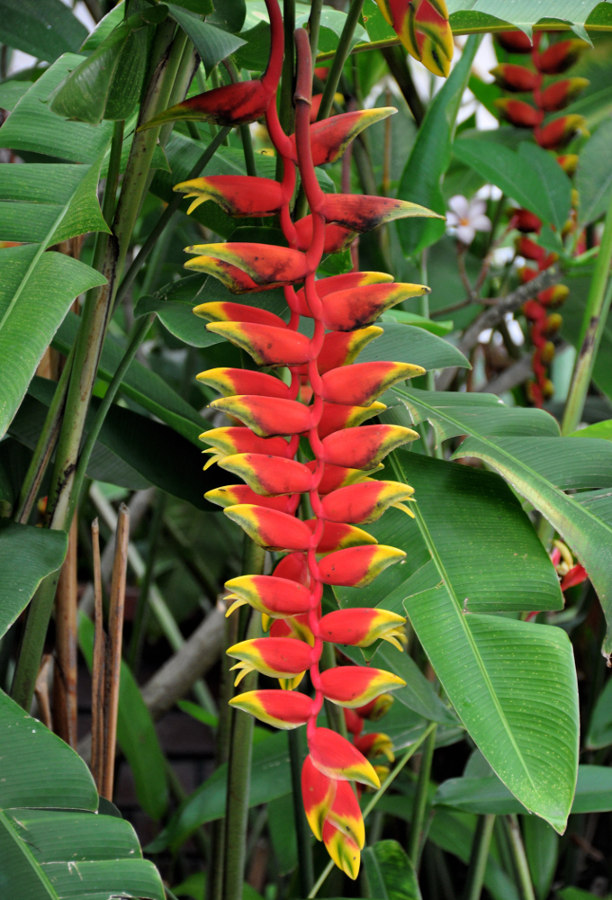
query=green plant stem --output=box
[504,816,536,900]
[463,814,496,900]
[116,127,231,308]
[560,191,612,436]
[127,490,167,673]
[307,0,323,62]
[222,540,265,900]
[317,0,365,123]
[308,723,436,898]
[288,728,314,896]
[408,722,437,868]
[11,23,191,710]
[381,44,424,125]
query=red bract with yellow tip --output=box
[493,31,588,407]
[178,2,432,878]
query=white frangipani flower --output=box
[446,195,492,245]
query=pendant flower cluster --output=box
[492,31,588,406]
[151,0,438,879]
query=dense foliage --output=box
[1,1,612,898]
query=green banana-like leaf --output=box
[447,0,605,41]
[362,840,422,900]
[0,523,67,639]
[396,387,612,654]
[0,246,106,440]
[0,689,164,899]
[0,0,86,62]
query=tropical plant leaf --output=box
[446,0,606,40]
[0,161,109,246]
[0,522,67,639]
[435,765,612,815]
[359,321,469,370]
[0,54,114,162]
[0,246,106,440]
[576,118,612,226]
[362,840,422,900]
[395,387,612,653]
[396,35,479,257]
[168,5,246,74]
[453,139,572,231]
[0,689,164,900]
[0,0,87,61]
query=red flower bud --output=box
[495,98,543,128]
[535,39,589,75]
[490,64,538,93]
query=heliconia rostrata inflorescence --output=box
[153,0,441,879]
[492,31,589,407]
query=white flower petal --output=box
[457,224,476,244]
[448,195,470,218]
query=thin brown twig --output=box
[34,654,53,730]
[91,518,106,794]
[100,504,130,801]
[53,515,79,748]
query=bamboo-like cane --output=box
[53,515,79,747]
[91,518,106,795]
[100,504,129,801]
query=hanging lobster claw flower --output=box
[511,208,542,234]
[320,193,441,232]
[310,520,378,553]
[140,79,273,130]
[354,731,395,763]
[185,242,310,288]
[197,367,291,400]
[557,154,579,175]
[185,258,266,293]
[227,637,315,684]
[309,727,380,788]
[320,480,415,525]
[175,175,285,217]
[224,574,312,618]
[273,551,310,584]
[495,99,543,128]
[223,504,314,550]
[539,284,569,308]
[199,426,293,460]
[219,453,314,495]
[375,0,454,78]
[229,689,313,728]
[539,78,589,112]
[490,64,539,92]
[194,301,286,328]
[319,606,406,648]
[206,485,297,513]
[535,39,589,75]
[317,327,384,373]
[535,115,588,150]
[209,395,313,437]
[496,30,532,53]
[318,544,406,587]
[321,361,425,406]
[320,665,406,707]
[317,401,387,440]
[322,818,361,881]
[320,424,419,469]
[318,281,429,331]
[301,755,337,841]
[310,462,370,495]
[293,271,392,317]
[269,614,315,647]
[289,108,397,166]
[205,322,313,366]
[356,694,396,721]
[294,217,356,254]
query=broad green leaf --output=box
[79,616,169,821]
[570,419,612,440]
[576,118,612,225]
[359,322,469,371]
[0,522,67,639]
[0,54,113,162]
[53,312,205,445]
[585,676,612,748]
[382,309,454,336]
[0,0,86,61]
[0,162,109,245]
[405,585,578,831]
[435,765,612,815]
[362,840,421,900]
[168,6,246,74]
[453,139,571,231]
[0,246,106,440]
[0,689,164,900]
[152,730,295,850]
[49,13,159,123]
[451,435,612,653]
[397,35,479,257]
[522,816,558,900]
[446,0,605,40]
